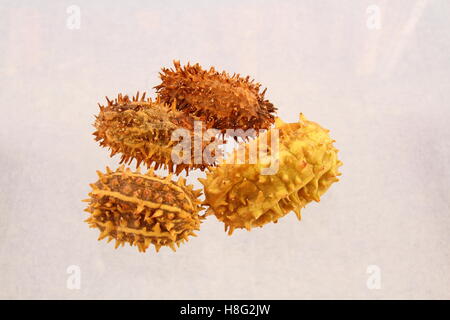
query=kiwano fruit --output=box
[200,114,342,235]
[155,60,277,134]
[93,92,218,174]
[84,166,203,252]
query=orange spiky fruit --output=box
[155,60,277,134]
[200,114,342,235]
[93,92,219,174]
[83,166,204,252]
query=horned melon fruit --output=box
[200,114,342,234]
[93,92,217,174]
[84,166,203,252]
[155,60,277,134]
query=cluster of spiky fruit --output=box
[84,166,203,252]
[85,60,342,253]
[200,114,342,235]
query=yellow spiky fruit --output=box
[83,166,204,252]
[200,114,342,235]
[155,60,277,134]
[93,92,218,174]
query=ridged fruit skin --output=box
[155,60,277,133]
[93,92,212,174]
[84,166,203,252]
[200,114,342,235]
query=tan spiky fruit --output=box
[200,114,342,235]
[83,166,204,252]
[155,60,277,134]
[93,92,218,174]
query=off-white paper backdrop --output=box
[0,0,449,299]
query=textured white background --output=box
[0,0,449,299]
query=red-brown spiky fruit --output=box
[93,92,220,174]
[84,166,204,252]
[155,60,277,134]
